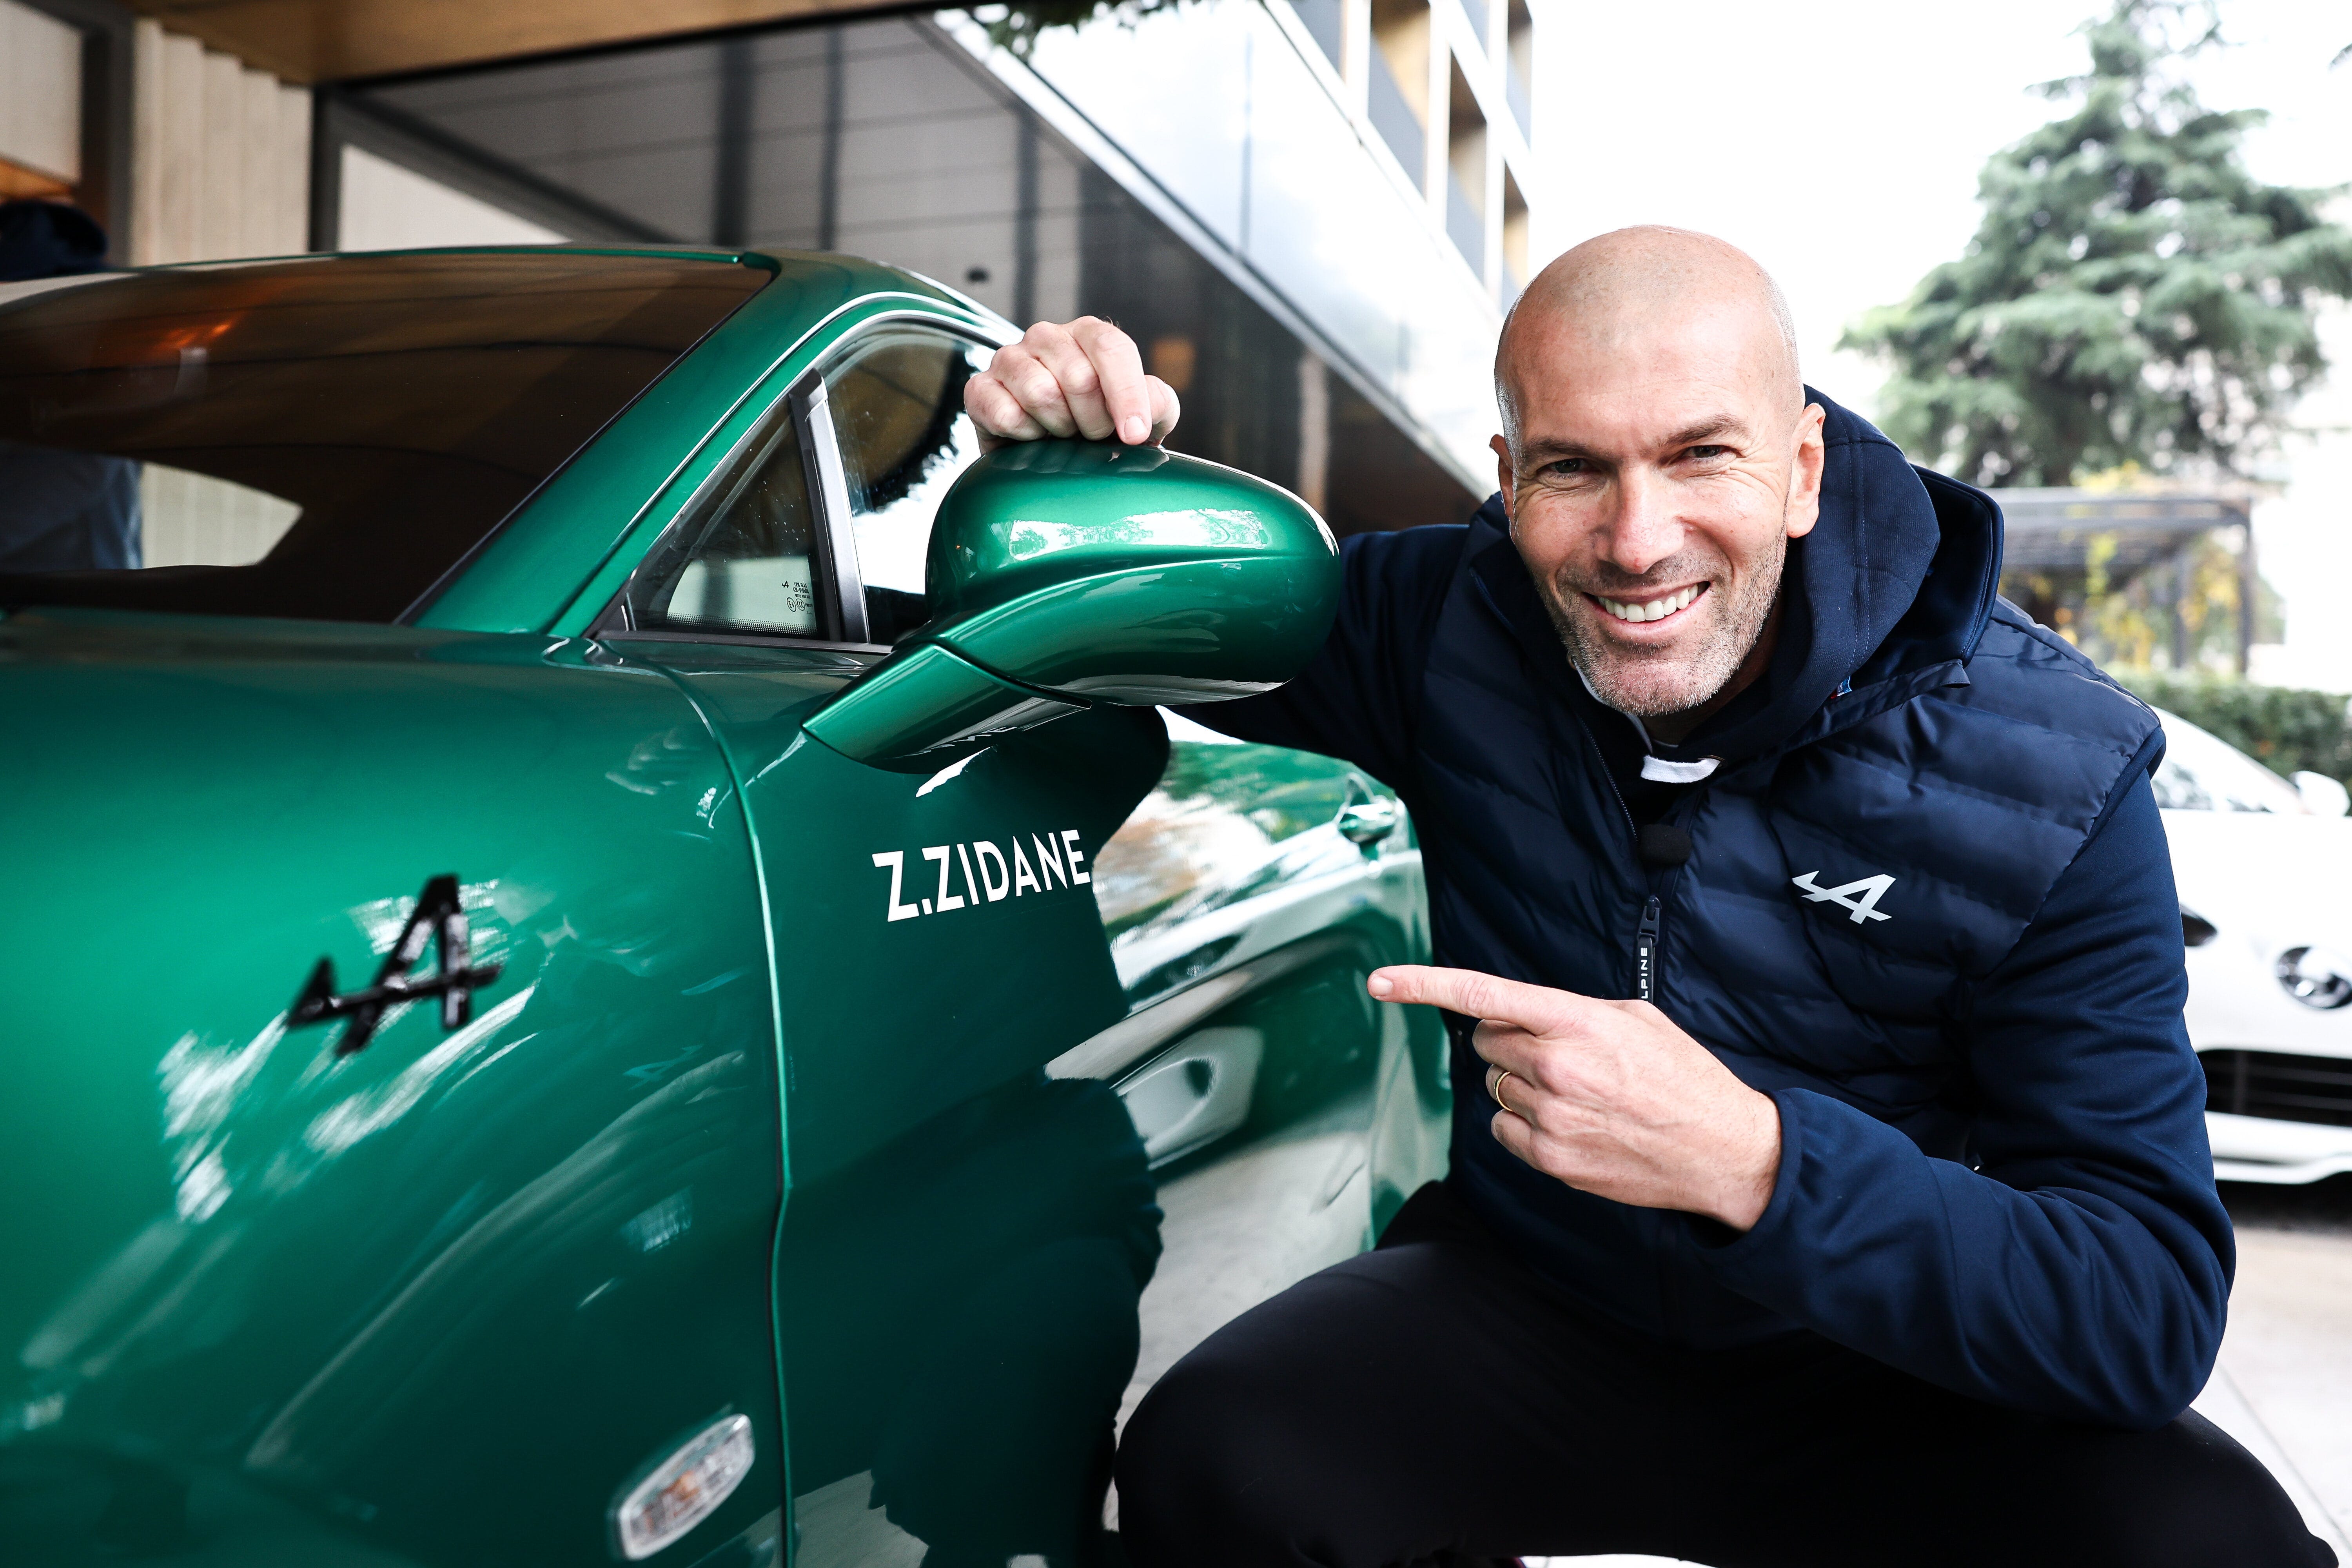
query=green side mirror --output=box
[806,441,1339,769]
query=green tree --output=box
[979,0,1188,57]
[1843,1,2352,487]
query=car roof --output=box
[0,244,980,316]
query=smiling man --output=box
[965,227,2332,1567]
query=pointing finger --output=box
[1367,965,1588,1034]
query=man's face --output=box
[1493,307,1825,722]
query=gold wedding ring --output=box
[1492,1069,1528,1118]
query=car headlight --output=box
[2276,946,2352,1010]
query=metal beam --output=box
[122,0,913,85]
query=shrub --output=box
[2118,672,2352,785]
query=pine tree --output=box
[1842,1,2352,487]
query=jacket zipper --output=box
[1634,895,1661,1003]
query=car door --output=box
[592,317,1152,1568]
[599,315,1441,1568]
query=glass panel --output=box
[1290,0,1343,67]
[0,252,766,623]
[622,401,823,639]
[1366,46,1425,178]
[824,329,990,645]
[2150,709,2307,814]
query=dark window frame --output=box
[595,312,1001,656]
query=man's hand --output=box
[964,317,1181,448]
[1368,965,1782,1230]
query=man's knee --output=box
[1116,1347,1312,1567]
[2055,1413,2335,1568]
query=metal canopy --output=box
[1995,488,2252,572]
[1991,486,2259,671]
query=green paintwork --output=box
[0,610,786,1564]
[806,442,1340,768]
[923,441,1338,699]
[800,639,1087,769]
[0,248,1443,1568]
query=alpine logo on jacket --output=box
[1792,870,1896,924]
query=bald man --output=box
[966,229,2329,1568]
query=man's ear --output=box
[1490,434,1515,526]
[1783,404,1827,540]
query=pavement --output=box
[1536,1175,2352,1568]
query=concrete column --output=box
[130,18,309,266]
[1298,350,1330,514]
[0,0,81,193]
[1340,0,1372,118]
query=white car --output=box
[2156,709,2352,1184]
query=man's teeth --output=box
[1598,585,1702,623]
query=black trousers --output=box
[1116,1181,2334,1568]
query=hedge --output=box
[2118,672,2352,786]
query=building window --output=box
[1290,0,1343,72]
[1501,167,1530,301]
[1446,59,1485,277]
[1368,0,1429,183]
[1506,0,1534,140]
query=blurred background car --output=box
[2158,709,2352,1185]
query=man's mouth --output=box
[1588,584,1708,625]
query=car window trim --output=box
[597,628,890,657]
[591,313,1003,655]
[792,377,870,646]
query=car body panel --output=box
[0,609,786,1563]
[0,248,1434,1566]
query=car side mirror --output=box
[805,441,1341,770]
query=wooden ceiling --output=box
[127,0,904,83]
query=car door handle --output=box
[1335,797,1399,848]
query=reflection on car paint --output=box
[783,731,1445,1568]
[0,621,786,1564]
[3,253,1404,1568]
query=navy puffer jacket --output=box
[1188,391,2230,1430]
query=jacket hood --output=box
[1470,386,2003,768]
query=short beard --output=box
[1536,534,1787,720]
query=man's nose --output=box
[1602,469,1683,576]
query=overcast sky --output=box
[1528,0,2352,421]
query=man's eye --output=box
[1542,458,1588,477]
[1685,445,1729,462]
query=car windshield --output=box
[2151,707,2309,813]
[0,251,766,624]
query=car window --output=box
[2150,707,2308,813]
[824,328,990,644]
[618,401,824,639]
[0,253,766,623]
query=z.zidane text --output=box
[871,830,1091,921]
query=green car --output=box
[0,249,1444,1567]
